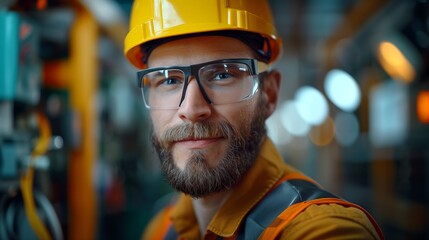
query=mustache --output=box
[159,121,235,145]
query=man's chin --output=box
[172,147,226,170]
[185,188,230,199]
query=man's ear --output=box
[262,70,281,118]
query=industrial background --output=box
[0,0,428,239]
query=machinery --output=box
[0,6,63,240]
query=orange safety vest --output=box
[156,173,384,239]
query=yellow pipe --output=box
[20,112,52,240]
[68,4,98,240]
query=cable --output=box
[20,111,52,240]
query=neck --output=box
[192,190,231,237]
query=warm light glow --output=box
[37,0,47,10]
[377,41,415,83]
[417,91,429,123]
[309,117,335,146]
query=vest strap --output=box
[238,177,338,239]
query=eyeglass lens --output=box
[140,62,258,109]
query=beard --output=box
[151,99,267,198]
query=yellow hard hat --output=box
[124,0,282,69]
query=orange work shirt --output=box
[143,138,382,239]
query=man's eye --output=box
[161,78,182,85]
[212,72,233,81]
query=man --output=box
[124,0,384,239]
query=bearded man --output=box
[124,0,384,239]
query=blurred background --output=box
[0,0,428,239]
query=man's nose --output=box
[177,79,212,122]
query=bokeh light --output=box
[266,109,292,146]
[417,90,429,123]
[280,100,311,136]
[334,112,360,146]
[377,40,416,83]
[309,116,335,146]
[369,80,408,146]
[295,86,329,125]
[324,69,361,112]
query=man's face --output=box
[148,36,269,198]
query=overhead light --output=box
[417,90,429,124]
[369,80,408,147]
[294,86,329,126]
[324,69,361,112]
[266,110,292,146]
[280,101,310,137]
[376,33,422,83]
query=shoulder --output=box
[279,203,382,240]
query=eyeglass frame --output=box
[136,58,269,109]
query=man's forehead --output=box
[147,36,255,67]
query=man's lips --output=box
[173,137,224,149]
